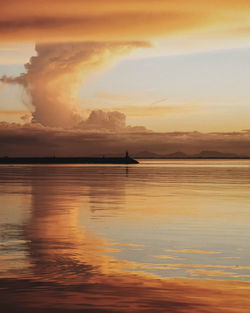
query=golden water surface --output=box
[0,160,250,312]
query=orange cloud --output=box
[1,42,150,127]
[0,0,249,43]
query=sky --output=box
[0,0,250,155]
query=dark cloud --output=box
[0,122,250,156]
[0,0,248,44]
[0,0,215,43]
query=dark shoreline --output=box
[0,156,139,164]
[1,157,249,165]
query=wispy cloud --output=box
[150,98,168,106]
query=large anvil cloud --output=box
[0,42,149,128]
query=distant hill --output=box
[133,150,249,159]
[191,150,240,158]
[133,151,161,158]
[133,151,188,158]
[167,151,188,158]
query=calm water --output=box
[0,160,250,312]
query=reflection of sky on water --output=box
[79,161,250,281]
[0,161,250,312]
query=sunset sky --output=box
[0,0,250,155]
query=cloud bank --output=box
[0,0,249,43]
[1,122,250,156]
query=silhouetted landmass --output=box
[132,150,161,158]
[0,155,139,164]
[133,150,250,159]
[166,151,188,158]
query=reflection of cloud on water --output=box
[24,166,129,281]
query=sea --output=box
[0,159,250,312]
